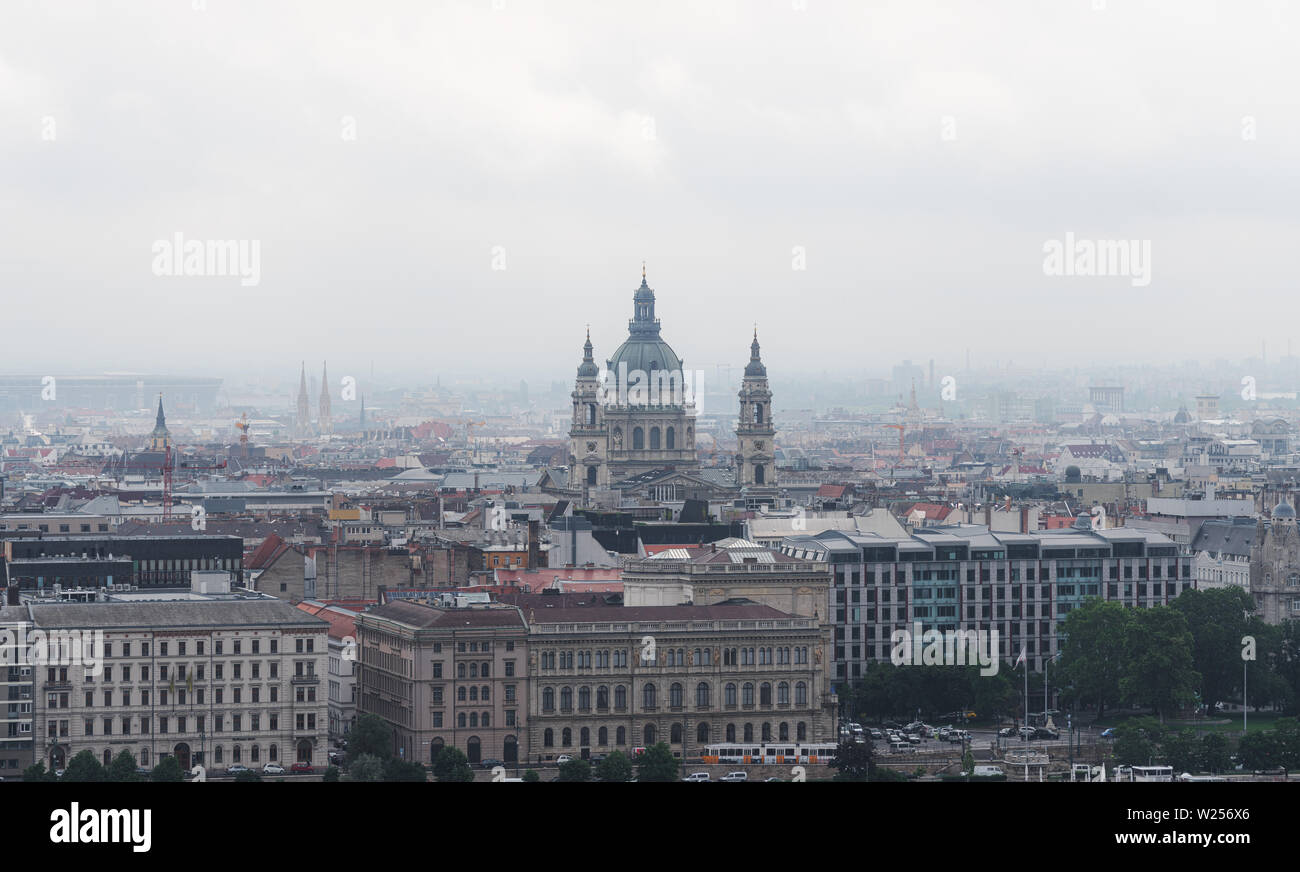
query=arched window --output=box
[458,712,467,728]
[743,723,754,742]
[269,744,278,761]
[670,723,683,744]
[562,728,572,746]
[561,686,573,711]
[598,726,609,746]
[586,403,596,426]
[457,663,466,678]
[650,427,660,449]
[696,682,711,707]
[644,724,656,745]
[797,722,807,741]
[481,685,490,701]
[213,747,221,764]
[643,683,657,709]
[666,427,675,449]
[458,686,467,701]
[755,465,765,484]
[743,683,754,706]
[670,683,683,708]
[544,729,554,747]
[104,750,112,768]
[543,687,555,711]
[470,663,478,678]
[252,745,260,762]
[777,682,790,705]
[578,686,591,710]
[760,683,772,706]
[469,686,477,701]
[779,722,789,741]
[233,746,242,763]
[633,427,644,449]
[580,727,590,747]
[697,722,710,743]
[726,723,736,742]
[795,682,807,706]
[725,683,737,706]
[754,405,763,424]
[762,722,772,741]
[616,726,626,745]
[597,686,609,709]
[587,466,597,485]
[615,685,627,710]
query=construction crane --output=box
[112,448,228,521]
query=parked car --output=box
[1035,728,1060,741]
[682,772,711,782]
[555,754,574,765]
[720,771,748,782]
[226,765,249,775]
[290,762,313,774]
[869,729,884,740]
[1099,728,1116,738]
[478,758,503,770]
[998,727,1017,738]
[262,763,285,775]
[1018,727,1037,740]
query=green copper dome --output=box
[606,273,684,381]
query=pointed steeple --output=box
[744,326,767,377]
[577,325,599,377]
[155,393,166,430]
[319,361,333,434]
[150,393,171,451]
[296,361,310,436]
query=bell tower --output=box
[570,327,608,503]
[736,328,777,501]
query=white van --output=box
[889,741,913,754]
[682,771,711,782]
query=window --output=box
[696,682,710,707]
[643,683,656,709]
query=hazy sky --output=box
[3,0,1299,388]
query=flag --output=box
[1014,647,1026,668]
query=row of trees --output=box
[1060,587,1300,720]
[837,662,1020,722]
[1111,715,1300,773]
[25,750,189,782]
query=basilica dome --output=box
[606,273,684,382]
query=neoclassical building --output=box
[1250,500,1300,624]
[570,270,699,497]
[568,269,780,506]
[526,603,834,763]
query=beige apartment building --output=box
[354,601,528,766]
[30,599,329,773]
[526,603,835,764]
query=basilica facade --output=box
[568,270,777,505]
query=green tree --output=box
[1160,729,1199,773]
[1199,733,1231,773]
[23,761,56,782]
[346,713,392,766]
[523,769,541,782]
[322,766,340,782]
[383,758,428,782]
[108,749,141,782]
[635,743,679,782]
[1112,717,1163,766]
[558,758,591,782]
[150,756,185,783]
[1122,606,1200,721]
[347,753,386,782]
[831,739,874,782]
[1059,599,1134,718]
[1271,718,1300,771]
[63,750,107,782]
[595,751,633,783]
[1172,586,1255,710]
[432,746,474,782]
[1237,730,1280,770]
[234,769,262,782]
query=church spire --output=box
[577,326,599,377]
[319,361,333,435]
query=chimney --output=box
[1020,507,1029,534]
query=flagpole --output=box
[1023,654,1028,783]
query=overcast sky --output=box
[3,0,1299,389]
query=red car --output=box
[290,762,314,774]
